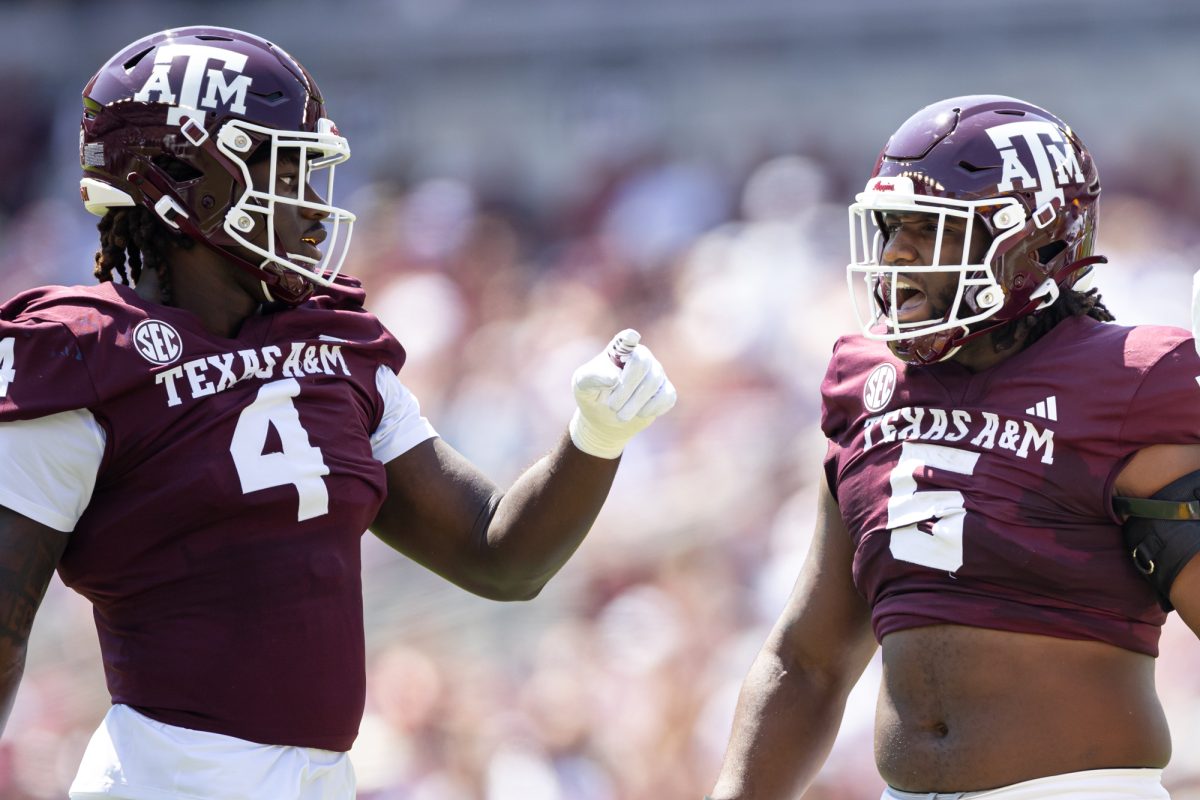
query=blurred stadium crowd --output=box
[2,1,1200,798]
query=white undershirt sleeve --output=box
[370,365,438,464]
[0,409,106,532]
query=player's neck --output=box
[950,326,1033,372]
[140,250,261,338]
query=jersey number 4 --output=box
[0,338,15,398]
[886,441,979,572]
[230,378,330,521]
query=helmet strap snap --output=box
[1029,278,1060,311]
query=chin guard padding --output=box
[1114,468,1200,611]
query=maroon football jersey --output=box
[0,280,407,751]
[821,315,1200,656]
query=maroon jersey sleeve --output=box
[0,288,103,420]
[821,334,906,497]
[0,289,115,530]
[820,336,858,496]
[1118,327,1200,450]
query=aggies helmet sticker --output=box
[863,362,897,413]
[984,121,1086,212]
[133,44,254,130]
[133,319,183,365]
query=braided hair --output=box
[93,157,202,306]
[992,287,1115,353]
[93,206,195,306]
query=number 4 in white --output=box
[230,378,330,521]
[0,338,15,398]
[887,441,979,573]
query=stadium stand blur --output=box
[2,1,1200,797]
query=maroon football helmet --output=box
[79,26,355,306]
[846,95,1104,364]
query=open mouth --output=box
[881,276,931,322]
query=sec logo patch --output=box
[863,362,897,412]
[133,319,183,365]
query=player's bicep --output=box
[372,437,504,591]
[1114,444,1200,612]
[369,366,509,589]
[769,477,877,688]
[1169,557,1200,638]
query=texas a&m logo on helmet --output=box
[985,121,1086,218]
[133,43,254,131]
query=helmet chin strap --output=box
[1029,278,1060,311]
[900,253,1111,365]
[894,327,966,365]
[1007,254,1109,320]
[128,171,314,307]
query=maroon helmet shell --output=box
[80,26,355,305]
[846,95,1103,364]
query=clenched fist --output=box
[569,329,677,459]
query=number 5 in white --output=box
[230,378,330,521]
[0,337,15,397]
[887,441,979,572]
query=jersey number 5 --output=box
[886,441,979,572]
[0,338,15,398]
[230,378,330,521]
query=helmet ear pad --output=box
[142,144,241,237]
[983,191,1100,326]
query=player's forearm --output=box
[478,327,674,598]
[481,432,620,599]
[0,643,27,739]
[710,648,848,800]
[0,510,65,739]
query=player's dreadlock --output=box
[994,287,1115,353]
[93,157,199,306]
[93,206,195,307]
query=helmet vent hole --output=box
[151,155,203,182]
[196,34,235,41]
[995,110,1026,117]
[123,47,154,71]
[1036,241,1067,265]
[957,160,991,174]
[252,90,287,106]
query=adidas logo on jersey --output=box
[1025,395,1058,421]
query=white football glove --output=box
[569,329,677,459]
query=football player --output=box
[0,26,675,799]
[708,96,1200,799]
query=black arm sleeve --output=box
[1116,468,1200,612]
